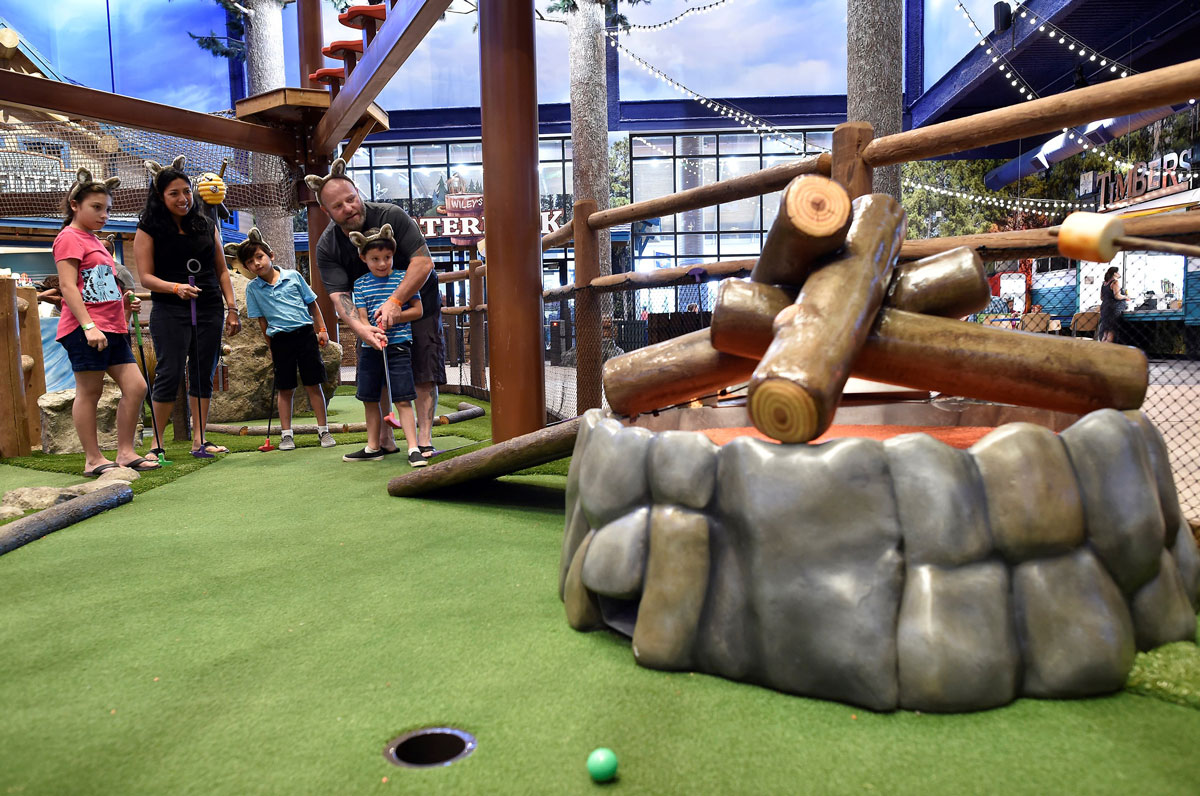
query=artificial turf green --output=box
[2,440,1199,795]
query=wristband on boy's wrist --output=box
[315,327,326,334]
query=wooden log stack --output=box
[601,176,1149,437]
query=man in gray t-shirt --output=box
[312,171,446,459]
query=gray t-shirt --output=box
[315,201,439,318]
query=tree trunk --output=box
[847,0,902,200]
[243,0,296,270]
[568,2,612,312]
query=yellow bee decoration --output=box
[197,172,227,205]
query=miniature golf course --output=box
[2,394,1199,794]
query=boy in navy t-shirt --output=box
[346,225,424,466]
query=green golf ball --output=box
[587,747,618,782]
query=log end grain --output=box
[749,378,820,443]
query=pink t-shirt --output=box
[52,225,127,339]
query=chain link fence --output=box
[439,258,1200,527]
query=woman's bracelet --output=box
[171,283,182,297]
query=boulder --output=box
[0,506,25,521]
[206,272,342,422]
[38,378,124,455]
[3,486,79,511]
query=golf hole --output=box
[384,727,477,769]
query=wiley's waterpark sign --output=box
[415,192,564,244]
[1090,147,1194,211]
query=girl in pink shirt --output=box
[52,169,158,475]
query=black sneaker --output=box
[343,447,384,462]
[380,446,401,456]
[407,450,428,468]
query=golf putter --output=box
[259,373,277,451]
[186,259,214,459]
[130,296,171,466]
[377,326,402,429]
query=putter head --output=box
[258,439,275,452]
[383,412,402,429]
[191,450,215,459]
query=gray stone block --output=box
[693,518,754,682]
[576,419,654,529]
[885,433,991,567]
[558,502,591,600]
[1014,548,1135,698]
[897,561,1018,712]
[971,423,1084,562]
[1171,521,1200,612]
[632,506,710,670]
[648,430,719,510]
[1123,411,1183,546]
[1130,550,1197,650]
[565,409,606,523]
[582,508,649,600]
[715,436,903,711]
[1061,409,1164,594]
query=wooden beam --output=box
[0,71,296,158]
[863,58,1200,168]
[313,0,453,156]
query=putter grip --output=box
[188,276,197,325]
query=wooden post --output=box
[304,188,337,344]
[831,121,874,199]
[298,0,324,89]
[0,279,31,456]
[17,287,45,443]
[468,259,486,390]
[573,199,602,412]
[479,0,545,441]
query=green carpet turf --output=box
[2,433,1199,793]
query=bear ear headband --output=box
[68,167,120,200]
[144,155,187,179]
[348,223,394,252]
[303,157,348,196]
[223,227,272,261]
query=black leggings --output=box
[149,306,223,401]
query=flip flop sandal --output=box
[117,456,162,472]
[198,440,229,454]
[418,445,436,459]
[191,449,216,459]
[82,462,120,478]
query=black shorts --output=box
[410,304,446,386]
[149,305,223,401]
[268,326,326,391]
[58,327,136,372]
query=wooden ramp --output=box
[387,417,580,497]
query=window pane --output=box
[763,133,804,154]
[410,144,447,165]
[761,156,794,224]
[347,168,372,198]
[450,142,483,162]
[677,234,719,264]
[563,139,573,160]
[678,134,716,157]
[448,165,483,194]
[373,169,411,203]
[411,167,447,200]
[720,233,762,255]
[633,235,675,272]
[633,159,675,232]
[373,145,408,166]
[343,147,370,167]
[676,158,717,232]
[806,131,833,153]
[539,140,563,161]
[719,157,762,231]
[539,162,564,196]
[720,134,760,155]
[632,135,674,158]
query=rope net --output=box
[0,117,297,218]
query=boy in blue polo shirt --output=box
[237,228,336,450]
[346,224,424,466]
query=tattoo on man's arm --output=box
[336,293,357,320]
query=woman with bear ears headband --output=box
[133,155,240,461]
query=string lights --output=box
[903,178,1095,214]
[955,2,1040,102]
[604,32,807,154]
[623,0,732,33]
[1011,4,1136,78]
[633,136,714,182]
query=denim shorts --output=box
[356,343,416,403]
[57,326,136,372]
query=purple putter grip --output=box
[188,276,197,325]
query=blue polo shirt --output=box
[353,270,414,346]
[245,268,319,337]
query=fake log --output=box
[710,247,988,359]
[750,175,852,285]
[854,309,1148,414]
[436,402,485,425]
[748,194,908,442]
[0,483,133,557]
[205,422,368,435]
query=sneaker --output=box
[343,447,384,462]
[380,446,401,456]
[408,450,428,468]
[278,435,296,451]
[318,431,336,448]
